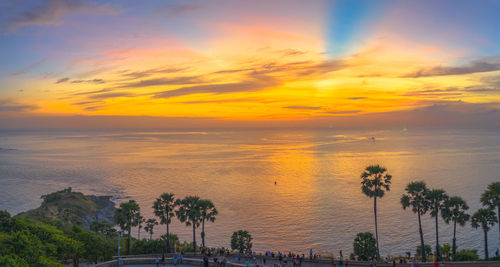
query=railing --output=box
[93,256,500,267]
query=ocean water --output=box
[0,128,499,258]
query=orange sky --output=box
[1,0,499,128]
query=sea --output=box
[0,127,499,258]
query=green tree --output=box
[454,249,479,261]
[153,193,177,252]
[176,196,202,253]
[137,215,145,240]
[231,230,252,254]
[416,245,432,259]
[199,199,218,248]
[0,210,13,232]
[144,218,158,240]
[401,181,430,262]
[114,200,141,255]
[480,182,500,247]
[89,221,116,238]
[0,254,29,267]
[426,189,448,261]
[72,228,107,264]
[471,208,497,259]
[353,232,377,261]
[438,243,452,261]
[360,165,392,261]
[441,196,470,257]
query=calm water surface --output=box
[0,128,499,257]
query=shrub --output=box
[454,249,479,261]
[231,230,252,254]
[353,232,377,261]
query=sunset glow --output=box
[1,0,499,128]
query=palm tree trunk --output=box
[192,223,197,253]
[435,210,440,261]
[138,226,141,240]
[127,227,131,255]
[484,230,489,260]
[167,212,171,253]
[150,232,153,240]
[497,205,500,248]
[202,219,206,248]
[418,210,426,262]
[452,220,457,257]
[374,197,380,261]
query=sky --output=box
[0,0,499,128]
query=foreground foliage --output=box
[353,232,377,261]
[231,230,252,254]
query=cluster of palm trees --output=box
[361,164,500,262]
[114,193,217,255]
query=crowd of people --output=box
[198,248,351,267]
[154,246,481,267]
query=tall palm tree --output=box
[199,199,218,248]
[176,196,202,253]
[153,193,177,253]
[480,182,500,247]
[441,196,470,257]
[144,218,158,240]
[426,189,448,261]
[114,200,141,255]
[361,165,392,261]
[471,208,497,259]
[401,181,430,262]
[137,215,145,239]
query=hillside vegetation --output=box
[15,187,115,229]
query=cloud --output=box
[73,100,104,106]
[405,55,500,77]
[72,89,110,96]
[153,77,279,99]
[119,76,201,88]
[11,58,46,76]
[211,60,344,77]
[155,4,202,18]
[83,105,104,111]
[402,85,500,97]
[70,78,105,84]
[480,75,500,87]
[88,92,133,99]
[120,67,188,79]
[0,99,38,112]
[181,98,256,104]
[347,97,367,100]
[281,49,306,57]
[1,0,120,33]
[402,88,463,97]
[56,77,70,83]
[283,106,321,110]
[323,110,361,114]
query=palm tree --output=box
[176,196,202,253]
[441,196,470,257]
[471,208,497,259]
[114,200,141,255]
[360,165,392,261]
[199,199,218,248]
[426,189,448,261]
[144,218,158,240]
[401,181,430,262]
[480,182,500,247]
[153,193,177,253]
[137,215,145,239]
